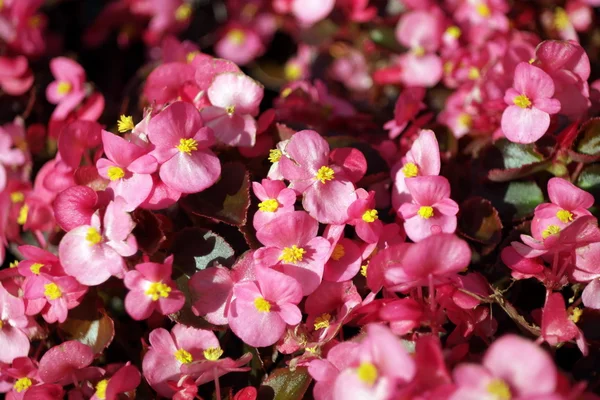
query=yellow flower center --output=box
[315,166,335,184]
[174,348,193,364]
[117,115,135,133]
[361,262,369,277]
[175,4,192,21]
[445,25,461,39]
[487,379,511,400]
[9,261,19,268]
[476,3,491,17]
[402,162,419,178]
[176,138,198,155]
[357,362,378,386]
[10,191,24,203]
[331,244,345,261]
[556,209,573,223]
[107,166,125,181]
[145,282,172,301]
[17,205,28,225]
[57,81,72,95]
[554,7,569,31]
[254,296,271,313]
[569,307,583,323]
[269,149,282,163]
[468,67,481,80]
[280,245,305,264]
[203,347,223,361]
[418,206,434,219]
[186,51,200,63]
[285,63,302,81]
[314,313,331,330]
[513,94,532,109]
[14,377,32,393]
[30,263,43,275]
[281,88,292,98]
[542,224,561,239]
[412,46,426,57]
[227,28,246,45]
[362,209,378,223]
[44,283,62,300]
[258,199,279,213]
[458,113,472,128]
[95,379,108,400]
[225,105,236,115]
[0,320,3,329]
[86,227,102,245]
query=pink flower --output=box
[383,87,426,140]
[254,211,331,295]
[90,363,141,400]
[52,185,100,232]
[58,198,137,286]
[531,177,593,240]
[96,130,158,211]
[501,62,561,144]
[451,335,558,399]
[23,275,87,323]
[45,58,87,120]
[279,130,360,224]
[0,357,39,399]
[147,101,221,194]
[37,341,101,386]
[228,267,303,347]
[0,129,26,192]
[323,226,363,282]
[391,129,441,212]
[0,56,33,96]
[308,324,415,400]
[215,25,265,66]
[399,176,459,242]
[200,73,264,147]
[252,179,296,230]
[0,283,29,364]
[123,256,185,321]
[540,292,587,355]
[291,0,335,26]
[347,189,383,244]
[132,0,192,45]
[381,233,471,292]
[142,324,223,397]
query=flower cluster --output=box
[1,0,600,399]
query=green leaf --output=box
[577,164,600,190]
[503,181,544,218]
[172,228,235,272]
[576,118,600,155]
[495,139,544,169]
[181,162,250,226]
[258,367,312,400]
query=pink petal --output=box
[513,62,556,99]
[547,177,594,210]
[279,130,329,179]
[407,129,441,176]
[147,101,205,149]
[256,210,318,248]
[207,73,263,116]
[38,341,94,383]
[405,176,451,206]
[303,178,357,224]
[501,105,550,144]
[582,279,600,309]
[159,149,220,194]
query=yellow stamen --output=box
[17,205,28,225]
[10,191,24,203]
[458,113,472,128]
[227,29,246,45]
[258,199,279,213]
[554,7,570,31]
[107,166,125,181]
[281,88,292,98]
[95,379,108,400]
[145,282,172,301]
[30,263,43,275]
[280,245,305,264]
[361,262,369,277]
[9,261,19,268]
[418,206,434,219]
[468,67,481,80]
[203,347,223,361]
[331,244,345,261]
[57,81,72,95]
[0,320,3,329]
[186,51,199,63]
[513,94,532,108]
[542,224,561,239]
[315,166,334,184]
[175,4,192,21]
[269,149,282,163]
[445,26,461,39]
[176,138,198,155]
[569,307,583,323]
[174,348,193,364]
[254,296,271,312]
[225,105,235,115]
[444,61,454,74]
[314,313,331,330]
[412,46,425,57]
[556,209,573,223]
[528,58,535,64]
[44,283,62,300]
[117,115,135,133]
[86,227,102,245]
[14,377,32,393]
[486,379,511,400]
[402,162,419,178]
[362,209,378,223]
[357,362,378,386]
[476,3,491,18]
[285,63,302,81]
